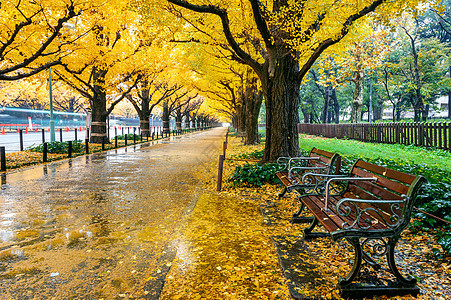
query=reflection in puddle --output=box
[174,239,194,272]
[10,247,24,257]
[0,229,15,242]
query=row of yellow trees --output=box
[1,0,435,157]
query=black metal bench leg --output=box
[292,202,314,224]
[303,218,328,239]
[339,237,363,287]
[278,186,287,198]
[387,236,417,286]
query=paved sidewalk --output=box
[0,128,227,299]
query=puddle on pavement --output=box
[0,128,226,299]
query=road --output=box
[0,127,226,299]
[0,127,147,152]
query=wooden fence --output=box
[298,122,451,151]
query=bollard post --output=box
[101,138,105,151]
[140,132,143,142]
[19,129,24,151]
[217,155,225,192]
[122,127,124,136]
[115,127,117,139]
[133,131,136,144]
[68,141,72,158]
[60,128,63,142]
[223,141,227,158]
[75,128,78,141]
[152,132,155,140]
[115,135,118,148]
[43,142,48,162]
[0,146,6,172]
[42,129,45,144]
[125,134,128,146]
[85,139,89,154]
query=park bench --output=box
[275,148,342,222]
[298,159,426,297]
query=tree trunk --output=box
[231,115,238,130]
[244,90,263,145]
[331,88,339,124]
[423,104,429,121]
[321,86,329,124]
[300,106,310,123]
[373,89,382,121]
[351,70,364,123]
[176,108,182,130]
[139,103,151,137]
[162,102,170,134]
[448,66,451,119]
[237,97,246,136]
[139,116,150,137]
[90,67,108,144]
[263,53,301,162]
[185,114,190,129]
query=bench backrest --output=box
[347,159,426,233]
[308,147,342,176]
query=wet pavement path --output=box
[0,128,226,299]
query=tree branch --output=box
[167,0,264,77]
[298,0,384,81]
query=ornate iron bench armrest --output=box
[276,157,291,167]
[288,157,320,170]
[301,172,347,181]
[298,173,347,191]
[288,166,327,183]
[324,177,378,212]
[335,197,407,231]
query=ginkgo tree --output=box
[331,30,391,122]
[52,0,152,143]
[162,0,433,161]
[0,0,82,81]
[0,79,86,112]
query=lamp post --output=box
[49,67,55,142]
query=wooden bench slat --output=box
[352,167,409,195]
[311,154,332,165]
[354,160,416,184]
[309,156,327,165]
[312,148,335,158]
[276,171,299,186]
[347,184,378,200]
[302,196,341,232]
[303,195,388,232]
[352,179,404,200]
[330,195,388,231]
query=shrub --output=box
[116,134,140,140]
[229,163,283,187]
[230,149,265,160]
[27,141,85,154]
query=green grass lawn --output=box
[299,134,451,173]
